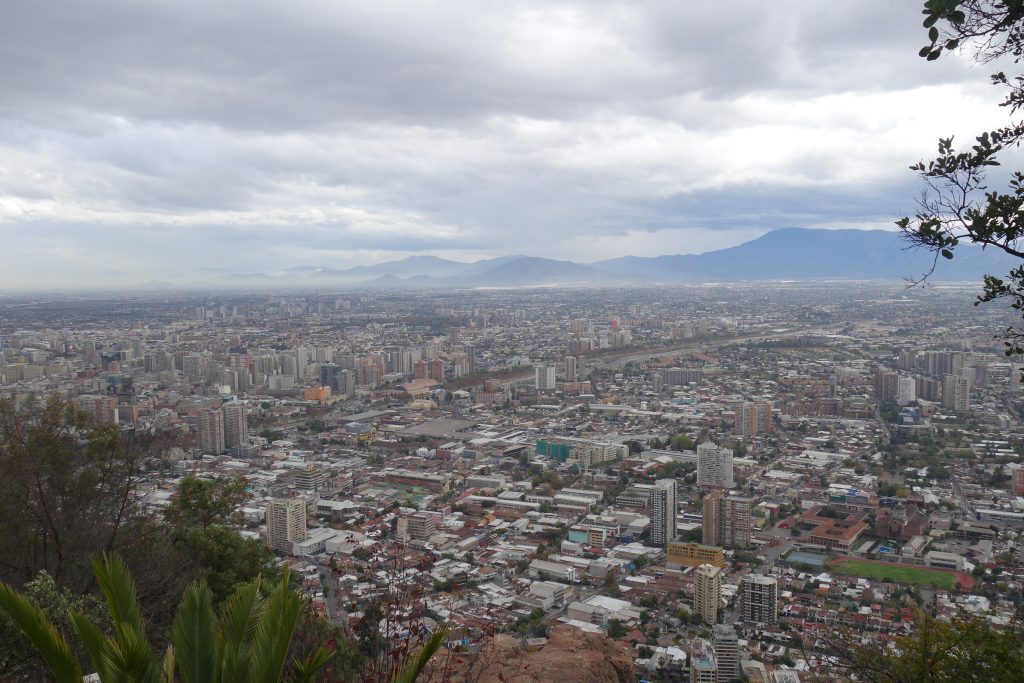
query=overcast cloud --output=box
[0,1,1011,287]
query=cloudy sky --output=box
[0,1,1010,288]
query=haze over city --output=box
[4,3,1024,683]
[0,1,1013,288]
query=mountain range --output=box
[163,228,1019,290]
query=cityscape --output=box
[1,281,1022,681]
[4,1,1024,682]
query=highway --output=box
[499,327,818,389]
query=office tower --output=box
[649,479,677,546]
[223,403,247,449]
[703,493,753,548]
[898,349,917,371]
[737,400,773,438]
[449,327,461,343]
[694,564,722,625]
[942,373,971,412]
[690,638,718,683]
[697,442,734,489]
[320,363,340,391]
[896,375,916,405]
[712,624,739,682]
[535,364,557,391]
[266,498,307,553]
[564,355,577,381]
[197,409,225,454]
[740,574,779,624]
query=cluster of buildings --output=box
[1,282,1023,682]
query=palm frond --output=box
[71,611,119,682]
[248,568,304,683]
[92,554,146,636]
[216,579,263,683]
[392,625,450,683]
[172,581,216,683]
[162,644,176,683]
[113,627,163,683]
[0,581,84,683]
[286,647,334,683]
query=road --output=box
[951,474,975,519]
[498,327,819,389]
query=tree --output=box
[163,475,276,606]
[899,1,1024,357]
[670,434,694,452]
[164,476,249,530]
[806,610,1024,683]
[0,397,159,592]
[606,618,626,639]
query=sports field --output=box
[830,559,959,589]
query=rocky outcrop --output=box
[462,625,635,683]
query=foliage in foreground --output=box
[808,609,1024,683]
[900,1,1024,357]
[0,553,449,683]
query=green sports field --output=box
[831,559,958,589]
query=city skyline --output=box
[0,1,1008,288]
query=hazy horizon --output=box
[0,2,1007,288]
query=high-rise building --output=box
[875,368,899,403]
[737,400,773,438]
[338,369,356,398]
[703,492,753,548]
[564,355,577,380]
[697,442,734,489]
[712,624,739,682]
[320,363,340,391]
[694,564,723,625]
[427,359,446,383]
[535,364,557,391]
[942,373,971,412]
[740,573,779,624]
[197,408,225,454]
[896,375,916,405]
[266,498,307,554]
[223,403,247,449]
[649,479,677,546]
[413,360,429,380]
